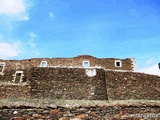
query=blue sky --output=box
[0,0,160,75]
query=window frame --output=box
[40,61,48,67]
[0,62,5,74]
[115,60,122,67]
[83,61,90,68]
[0,64,4,72]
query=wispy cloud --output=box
[27,32,38,47]
[0,0,35,59]
[138,64,160,76]
[23,32,41,58]
[49,11,56,20]
[0,0,32,21]
[0,42,21,59]
[137,57,160,76]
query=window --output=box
[115,60,122,67]
[40,61,47,67]
[12,71,24,83]
[0,64,3,72]
[0,62,5,74]
[83,61,90,68]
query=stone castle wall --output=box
[0,84,30,99]
[106,71,160,100]
[28,67,107,100]
[0,68,108,100]
[0,67,160,100]
[0,55,135,73]
[0,55,159,100]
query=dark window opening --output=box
[17,73,22,76]
[115,60,122,67]
[116,62,120,67]
[15,73,22,83]
[0,66,3,72]
[0,64,4,72]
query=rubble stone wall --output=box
[0,69,29,82]
[106,71,160,100]
[28,67,107,100]
[0,67,160,100]
[0,104,160,120]
[0,55,134,72]
[0,84,30,99]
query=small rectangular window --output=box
[12,71,24,83]
[83,61,90,68]
[40,61,47,67]
[116,62,120,66]
[0,63,5,74]
[115,60,122,67]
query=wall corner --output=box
[130,58,136,71]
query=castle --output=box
[0,55,136,82]
[0,55,159,100]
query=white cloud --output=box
[0,32,40,59]
[0,42,21,59]
[49,11,56,20]
[28,32,37,39]
[0,0,25,14]
[138,64,160,76]
[0,0,32,21]
[27,32,38,47]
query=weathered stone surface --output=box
[28,68,107,100]
[0,67,160,100]
[0,104,159,120]
[106,71,160,100]
[0,55,134,73]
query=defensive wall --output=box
[0,55,160,100]
[0,68,160,100]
